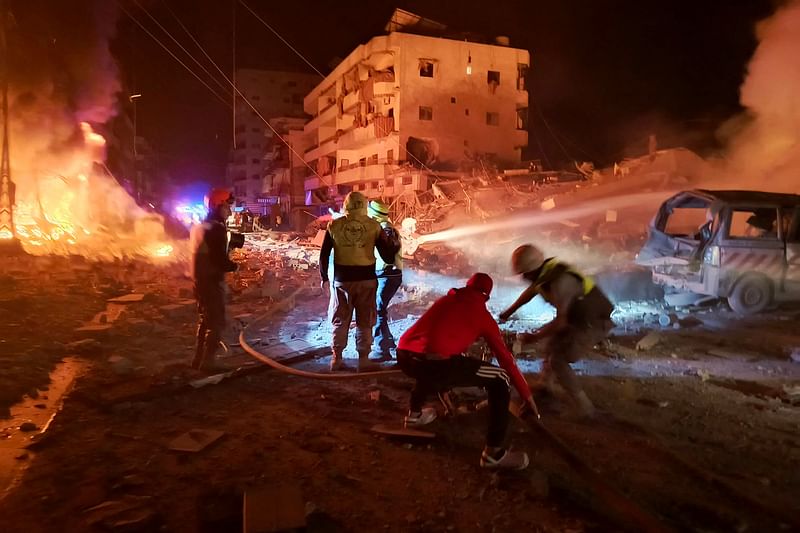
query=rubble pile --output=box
[231,234,320,300]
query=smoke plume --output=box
[7,1,173,259]
[714,0,800,192]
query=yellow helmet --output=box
[368,200,390,221]
[511,244,545,275]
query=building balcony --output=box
[305,101,337,130]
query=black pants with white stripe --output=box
[397,350,511,447]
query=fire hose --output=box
[240,290,672,531]
[238,287,401,380]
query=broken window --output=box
[371,181,379,189]
[419,60,434,77]
[516,108,528,130]
[359,157,367,167]
[339,158,349,169]
[664,207,709,238]
[517,64,528,90]
[419,106,433,121]
[465,108,469,116]
[486,112,500,126]
[487,70,500,94]
[387,149,394,163]
[729,208,780,240]
[402,176,413,185]
[369,153,379,164]
[450,96,456,103]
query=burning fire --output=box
[11,122,180,260]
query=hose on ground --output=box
[238,287,402,380]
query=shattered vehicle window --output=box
[729,208,779,240]
[664,206,709,239]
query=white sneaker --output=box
[480,448,530,470]
[404,407,437,428]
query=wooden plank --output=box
[243,484,306,533]
[370,424,435,440]
[168,429,225,453]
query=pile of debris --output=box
[231,234,320,300]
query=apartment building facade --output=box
[300,25,529,206]
[225,69,318,213]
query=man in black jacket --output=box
[190,188,238,370]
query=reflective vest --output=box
[328,213,383,267]
[532,258,595,296]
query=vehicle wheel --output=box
[727,274,772,315]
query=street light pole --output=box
[0,0,23,253]
[129,93,141,203]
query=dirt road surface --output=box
[1,252,798,532]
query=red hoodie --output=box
[398,286,532,401]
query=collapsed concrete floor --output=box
[1,252,799,533]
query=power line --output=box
[237,0,325,78]
[116,1,231,107]
[535,103,573,162]
[141,0,330,187]
[133,0,231,98]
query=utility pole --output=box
[0,0,23,253]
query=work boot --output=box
[480,447,530,471]
[369,350,393,362]
[358,354,380,372]
[330,353,345,371]
[404,407,437,428]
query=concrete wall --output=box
[395,33,528,168]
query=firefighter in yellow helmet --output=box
[190,188,237,370]
[367,199,403,361]
[499,244,614,416]
[319,192,400,371]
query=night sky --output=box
[115,0,776,184]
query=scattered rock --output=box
[65,338,104,356]
[108,355,135,376]
[19,421,38,432]
[636,331,664,351]
[367,390,381,402]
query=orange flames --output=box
[11,122,180,261]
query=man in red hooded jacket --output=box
[397,273,536,470]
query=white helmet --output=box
[511,244,545,275]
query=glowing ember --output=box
[151,244,174,257]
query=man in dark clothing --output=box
[319,192,399,371]
[367,200,403,362]
[190,188,237,370]
[500,244,614,416]
[397,273,536,470]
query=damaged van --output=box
[636,190,800,314]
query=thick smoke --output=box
[713,0,800,192]
[7,1,172,259]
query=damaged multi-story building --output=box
[224,69,318,214]
[299,9,530,210]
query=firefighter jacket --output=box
[319,213,399,282]
[375,221,403,278]
[529,258,613,325]
[190,216,237,286]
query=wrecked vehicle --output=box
[636,189,800,314]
